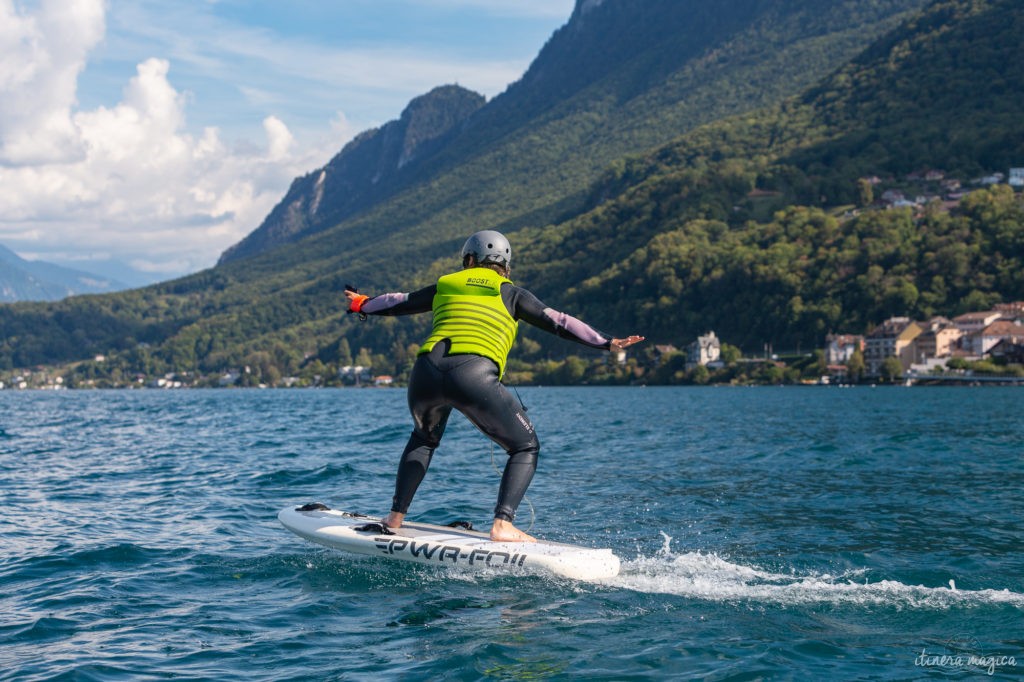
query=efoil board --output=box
[279,504,620,581]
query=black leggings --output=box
[391,342,540,522]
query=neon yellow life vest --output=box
[420,267,518,376]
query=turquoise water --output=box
[1,387,1022,680]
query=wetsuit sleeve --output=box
[360,285,436,316]
[503,284,612,350]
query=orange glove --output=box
[347,293,369,314]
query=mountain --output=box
[218,0,929,266]
[10,0,1017,381]
[0,245,126,302]
[220,85,487,263]
[48,257,175,289]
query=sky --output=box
[0,0,575,285]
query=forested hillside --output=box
[519,0,1024,351]
[4,0,1021,387]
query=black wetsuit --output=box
[362,279,613,522]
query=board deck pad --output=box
[279,504,620,581]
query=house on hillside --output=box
[994,301,1024,323]
[952,310,1003,334]
[864,317,923,377]
[653,344,679,364]
[1009,168,1024,188]
[825,334,864,365]
[340,365,372,385]
[964,320,1024,356]
[687,332,721,368]
[880,189,905,205]
[219,371,240,387]
[989,339,1024,363]
[912,317,962,363]
[977,172,1005,185]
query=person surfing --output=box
[345,230,644,542]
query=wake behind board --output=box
[279,503,620,581]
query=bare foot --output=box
[490,518,536,543]
[382,511,405,529]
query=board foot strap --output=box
[296,502,331,512]
[353,522,395,535]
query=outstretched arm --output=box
[345,285,435,316]
[506,285,644,351]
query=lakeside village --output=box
[5,300,1022,391]
[3,171,1023,390]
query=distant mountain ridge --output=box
[0,244,126,302]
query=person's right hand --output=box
[610,335,645,352]
[345,289,369,313]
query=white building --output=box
[687,331,721,368]
[952,311,1002,334]
[826,334,864,365]
[965,321,1024,356]
[912,317,962,362]
[864,317,922,376]
[219,371,240,387]
[340,365,373,384]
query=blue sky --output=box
[0,0,574,282]
[80,0,574,146]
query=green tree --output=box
[880,356,904,382]
[561,356,588,384]
[813,349,827,377]
[337,338,354,367]
[762,364,785,385]
[846,349,865,382]
[720,343,741,364]
[302,359,327,385]
[856,178,874,208]
[947,357,969,370]
[690,364,710,385]
[354,348,373,369]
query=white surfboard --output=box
[278,503,620,581]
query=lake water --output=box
[1,387,1022,680]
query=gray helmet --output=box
[461,230,511,268]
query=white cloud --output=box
[264,116,294,161]
[0,0,105,165]
[0,1,327,276]
[0,0,572,278]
